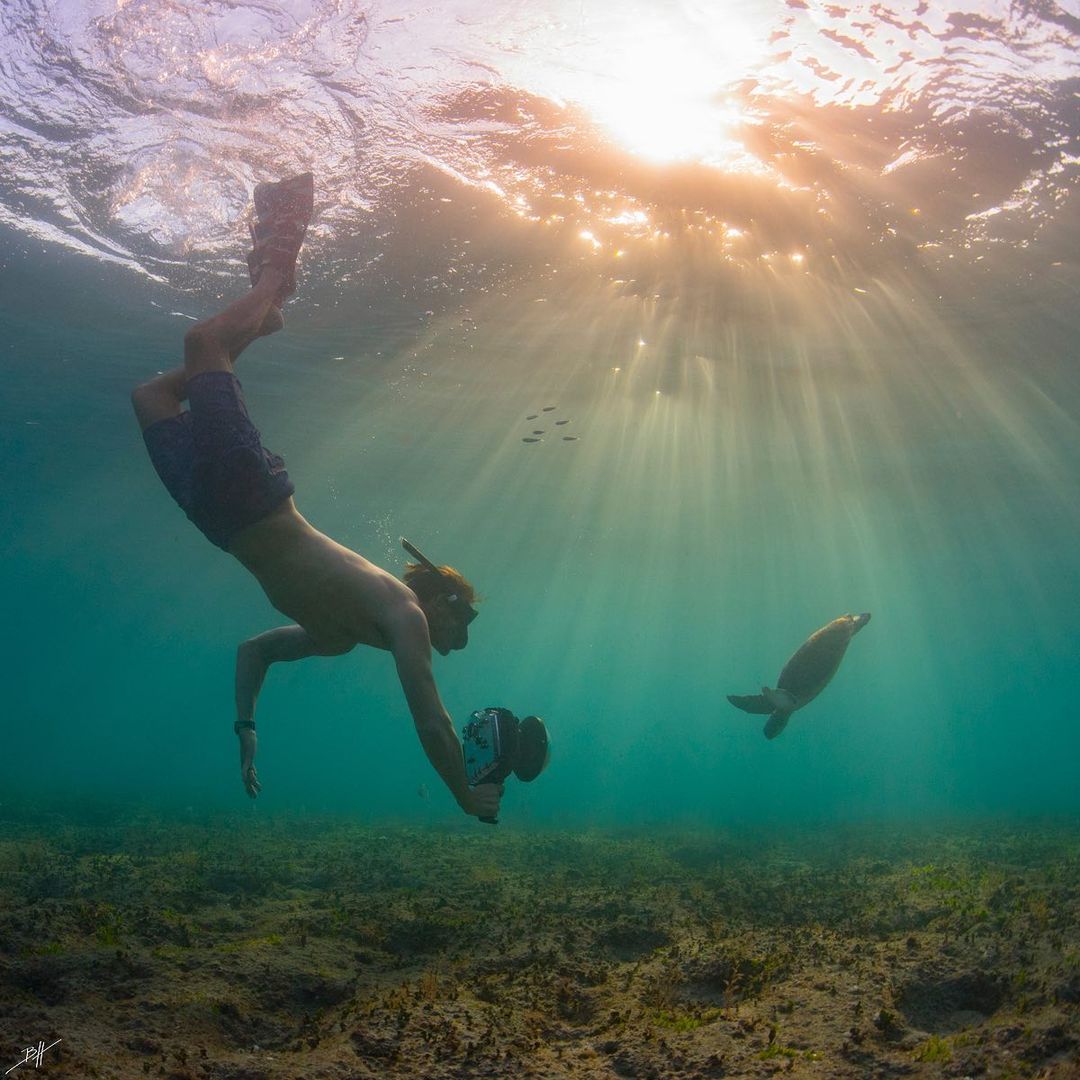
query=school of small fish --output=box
[521,405,579,444]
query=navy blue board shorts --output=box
[143,371,295,551]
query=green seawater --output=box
[2,226,1078,828]
[3,2,1078,831]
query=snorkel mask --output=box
[401,537,479,626]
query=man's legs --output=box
[133,171,312,431]
[131,268,285,432]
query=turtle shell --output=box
[776,616,859,706]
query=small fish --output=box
[533,429,545,435]
[523,437,541,443]
[555,419,569,426]
[526,414,538,420]
[562,436,578,441]
[542,406,556,411]
[417,783,430,801]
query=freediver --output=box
[130,173,501,822]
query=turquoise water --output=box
[2,0,1079,831]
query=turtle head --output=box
[851,612,871,632]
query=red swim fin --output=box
[246,172,315,303]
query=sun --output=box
[519,3,772,170]
[580,28,755,167]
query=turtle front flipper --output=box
[727,693,772,715]
[763,712,792,739]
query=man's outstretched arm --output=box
[234,625,352,797]
[393,647,502,821]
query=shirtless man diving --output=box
[130,173,502,823]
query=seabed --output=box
[1,806,1078,1079]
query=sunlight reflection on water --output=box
[0,0,1076,286]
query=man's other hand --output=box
[460,782,503,820]
[242,764,261,799]
[238,728,261,798]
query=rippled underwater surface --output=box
[1,0,1079,827]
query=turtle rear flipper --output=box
[727,693,772,715]
[764,712,792,739]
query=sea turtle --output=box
[728,613,871,739]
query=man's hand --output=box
[242,763,261,799]
[459,782,503,820]
[234,627,329,802]
[238,728,261,798]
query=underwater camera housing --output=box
[461,707,550,824]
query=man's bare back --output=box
[230,498,407,654]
